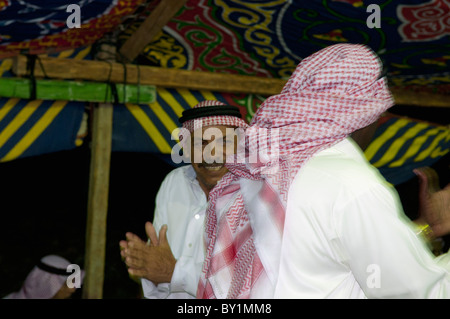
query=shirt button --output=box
[194,214,200,220]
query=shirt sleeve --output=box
[152,176,168,232]
[336,182,450,298]
[140,177,173,299]
[141,169,199,299]
[141,279,170,299]
[170,255,200,297]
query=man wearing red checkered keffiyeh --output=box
[120,100,249,299]
[198,44,450,299]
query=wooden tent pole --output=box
[118,0,188,62]
[13,55,450,108]
[82,41,115,299]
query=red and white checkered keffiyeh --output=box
[197,44,394,299]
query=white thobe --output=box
[141,165,206,299]
[272,137,450,298]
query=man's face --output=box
[189,125,239,193]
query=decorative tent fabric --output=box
[367,115,450,184]
[0,97,85,163]
[1,0,449,84]
[129,0,450,90]
[0,0,146,58]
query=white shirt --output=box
[272,137,450,298]
[141,165,206,299]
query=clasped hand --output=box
[119,222,177,285]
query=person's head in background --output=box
[4,255,85,299]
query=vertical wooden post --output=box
[82,39,115,299]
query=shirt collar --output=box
[184,165,208,204]
[184,165,198,182]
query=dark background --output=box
[0,104,448,299]
[0,144,175,299]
